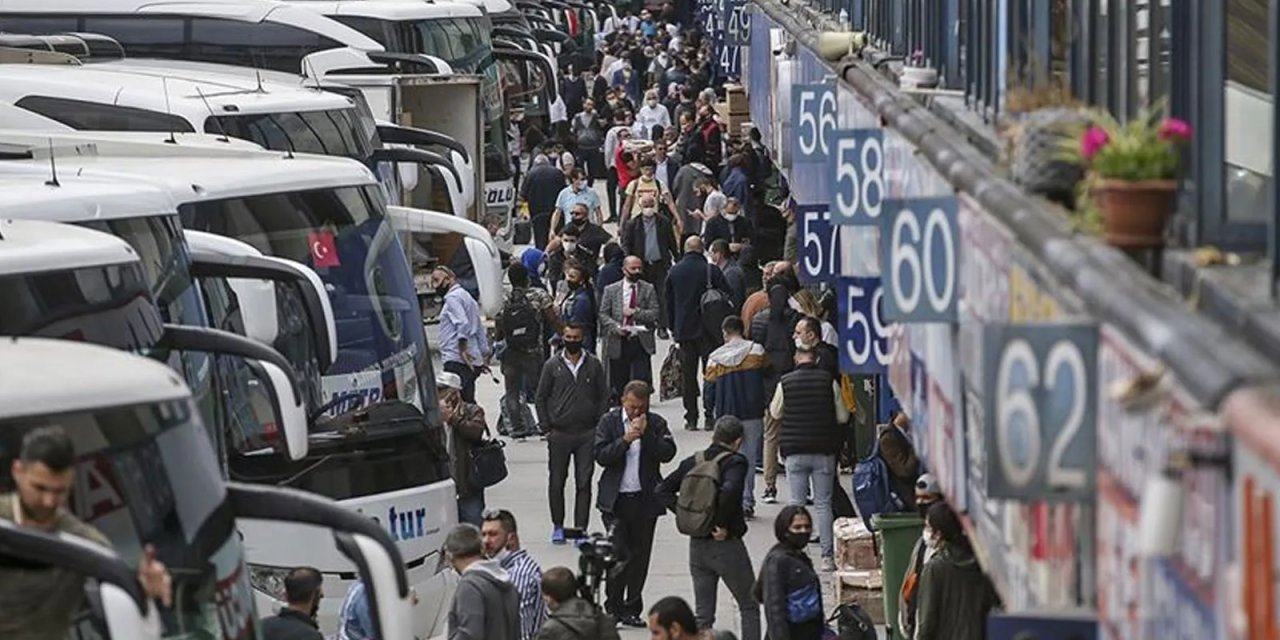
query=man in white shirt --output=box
[592,381,677,627]
[599,256,660,403]
[634,89,672,141]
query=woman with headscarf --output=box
[755,506,824,640]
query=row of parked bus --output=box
[0,0,614,638]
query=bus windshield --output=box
[0,398,258,640]
[0,260,163,349]
[397,17,511,181]
[78,215,219,450]
[177,185,440,432]
[205,108,376,162]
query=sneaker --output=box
[551,527,566,545]
[657,328,670,340]
[743,506,755,519]
[820,557,837,572]
[617,614,646,628]
[762,488,777,504]
[684,421,699,431]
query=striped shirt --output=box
[500,549,546,640]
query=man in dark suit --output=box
[599,256,661,403]
[665,236,731,431]
[593,380,677,628]
[620,194,679,338]
[521,155,568,249]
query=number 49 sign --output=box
[981,324,1098,500]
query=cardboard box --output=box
[725,84,748,113]
[833,569,885,625]
[834,517,878,571]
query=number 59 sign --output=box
[838,277,891,374]
[880,197,959,322]
[981,324,1098,500]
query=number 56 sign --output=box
[981,324,1098,500]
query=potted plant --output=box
[1071,103,1192,248]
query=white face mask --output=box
[922,526,938,549]
[564,241,577,252]
[647,99,658,107]
[723,212,739,221]
[794,337,807,350]
[641,207,657,217]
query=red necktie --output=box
[626,284,637,327]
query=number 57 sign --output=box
[981,324,1098,500]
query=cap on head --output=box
[436,372,463,390]
[915,473,941,499]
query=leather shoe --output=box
[617,614,646,628]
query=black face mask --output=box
[435,283,450,295]
[625,272,641,282]
[568,280,583,290]
[563,340,584,354]
[572,217,588,228]
[783,531,809,549]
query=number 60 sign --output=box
[981,324,1098,500]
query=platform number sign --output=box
[981,324,1098,500]
[880,197,958,322]
[719,42,741,77]
[723,0,750,45]
[797,206,841,284]
[790,83,837,164]
[838,277,891,373]
[830,129,885,225]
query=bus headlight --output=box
[248,565,289,601]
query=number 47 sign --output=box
[981,324,1098,500]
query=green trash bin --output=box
[871,513,924,640]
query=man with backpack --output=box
[878,410,920,512]
[665,235,732,431]
[497,263,561,439]
[655,417,759,640]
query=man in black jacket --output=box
[535,323,610,545]
[794,316,838,376]
[593,380,677,627]
[260,567,324,640]
[655,417,760,640]
[767,346,850,573]
[665,235,731,431]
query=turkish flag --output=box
[308,230,340,268]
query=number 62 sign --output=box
[981,324,1098,500]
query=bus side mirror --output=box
[251,358,310,462]
[0,521,162,640]
[225,483,414,640]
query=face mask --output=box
[568,280,582,290]
[647,99,658,107]
[724,212,739,221]
[563,339,584,354]
[625,271,641,282]
[783,530,810,549]
[922,526,938,549]
[794,337,809,350]
[435,283,450,295]
[641,207,657,217]
[564,241,578,252]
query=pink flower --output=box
[1080,126,1110,160]
[1158,118,1192,142]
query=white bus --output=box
[0,131,490,637]
[0,331,412,639]
[0,0,519,221]
[0,51,473,221]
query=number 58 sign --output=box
[981,324,1098,500]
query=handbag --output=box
[786,582,822,624]
[469,426,509,488]
[660,343,683,401]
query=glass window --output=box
[14,96,195,133]
[0,400,256,640]
[187,18,342,73]
[206,108,373,161]
[1224,0,1272,224]
[0,261,163,350]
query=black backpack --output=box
[699,264,734,337]
[828,603,877,640]
[500,291,541,350]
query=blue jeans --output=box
[785,453,836,559]
[740,418,763,509]
[458,490,486,527]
